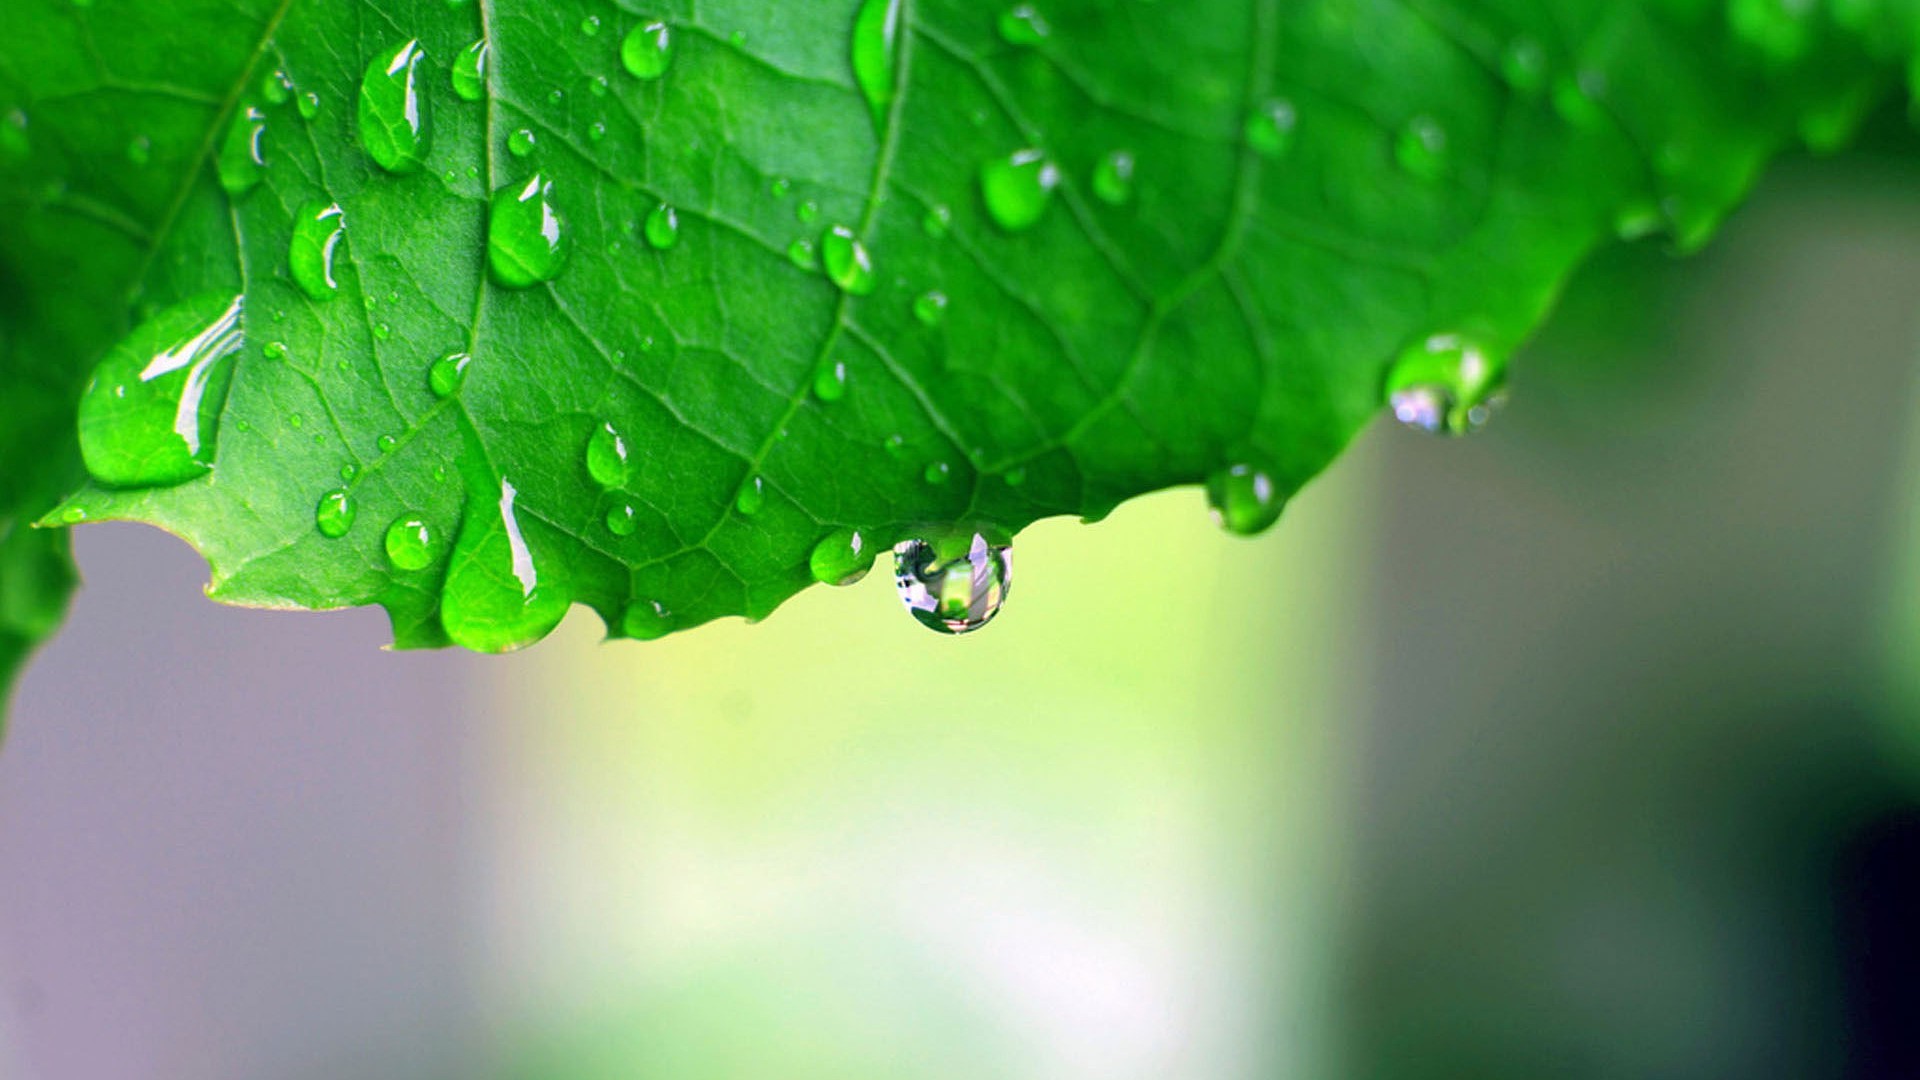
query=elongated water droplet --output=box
[358,40,430,174]
[644,203,680,250]
[1395,115,1447,180]
[441,478,574,652]
[810,528,873,586]
[851,0,903,130]
[621,598,675,640]
[1244,98,1296,158]
[1092,149,1135,205]
[1386,333,1508,435]
[998,4,1051,44]
[1205,462,1284,536]
[585,421,631,487]
[385,515,436,569]
[813,358,847,401]
[452,39,490,101]
[980,149,1058,233]
[822,225,875,294]
[894,534,1011,635]
[315,488,357,538]
[78,293,244,488]
[428,351,471,397]
[507,128,536,157]
[735,475,765,516]
[216,105,267,195]
[621,21,672,80]
[289,200,346,301]
[488,173,569,287]
[913,290,947,326]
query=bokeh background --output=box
[4,125,1920,1079]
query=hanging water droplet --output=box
[358,40,431,175]
[585,420,631,487]
[605,502,638,536]
[893,534,1012,635]
[620,598,675,640]
[1243,98,1296,158]
[923,203,952,239]
[1092,149,1135,205]
[297,91,320,120]
[998,4,1052,45]
[979,149,1059,233]
[822,225,875,295]
[813,358,847,402]
[262,69,294,105]
[787,238,818,270]
[1205,462,1284,536]
[384,515,437,570]
[488,173,569,287]
[913,290,947,326]
[851,0,903,130]
[289,200,346,301]
[452,39,490,101]
[507,128,536,157]
[1395,115,1447,180]
[810,528,874,586]
[621,21,673,80]
[216,105,267,195]
[77,293,244,488]
[1385,333,1508,435]
[441,478,574,652]
[315,488,357,538]
[1500,36,1548,96]
[644,203,680,250]
[734,475,765,516]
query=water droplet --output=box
[59,506,86,525]
[605,502,638,536]
[810,528,874,586]
[1395,115,1447,180]
[1244,98,1296,158]
[1385,333,1508,435]
[216,105,267,195]
[998,4,1052,44]
[588,120,607,142]
[729,29,747,46]
[262,69,293,105]
[851,0,903,129]
[1003,465,1028,487]
[507,128,536,157]
[735,475,765,516]
[585,421,631,487]
[979,149,1058,233]
[289,200,346,301]
[288,412,304,429]
[1092,149,1135,205]
[358,40,431,175]
[340,462,358,482]
[442,478,574,652]
[452,39,490,102]
[620,598,674,640]
[126,135,151,166]
[77,293,244,488]
[822,225,875,295]
[1205,462,1284,536]
[315,488,356,538]
[924,460,950,485]
[385,516,436,570]
[1551,72,1607,129]
[883,433,907,458]
[373,322,392,341]
[796,199,819,224]
[621,21,672,80]
[263,341,288,361]
[580,14,602,37]
[488,173,569,288]
[813,359,847,401]
[923,203,952,238]
[1501,36,1548,95]
[770,177,791,198]
[644,203,680,250]
[297,91,320,120]
[913,290,947,326]
[429,351,471,397]
[893,534,1011,635]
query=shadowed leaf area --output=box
[1,0,1917,690]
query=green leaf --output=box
[1,0,1916,672]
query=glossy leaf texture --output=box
[1,0,1917,674]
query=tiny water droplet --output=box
[913,290,947,326]
[770,177,791,198]
[77,293,244,488]
[216,104,267,195]
[585,421,631,487]
[289,200,346,301]
[297,91,321,120]
[442,478,574,652]
[376,433,399,454]
[315,488,357,538]
[588,120,607,141]
[340,462,358,482]
[126,135,151,166]
[923,203,952,239]
[894,534,1011,635]
[1501,36,1548,95]
[507,128,536,157]
[263,341,287,360]
[644,203,680,250]
[621,21,672,80]
[1385,333,1508,435]
[621,598,674,640]
[1395,115,1448,180]
[385,516,436,570]
[1244,98,1296,158]
[488,173,569,287]
[1092,149,1135,205]
[980,149,1058,232]
[1003,465,1028,487]
[998,4,1052,44]
[822,225,875,295]
[796,199,819,224]
[813,359,847,401]
[735,475,765,515]
[729,29,747,46]
[580,14,602,37]
[288,412,304,429]
[589,75,610,98]
[58,506,86,525]
[851,0,904,129]
[262,69,293,105]
[605,502,638,536]
[452,39,490,101]
[924,460,950,485]
[810,528,873,586]
[1205,462,1284,536]
[359,40,431,174]
[373,322,392,341]
[884,433,907,458]
[429,351,471,397]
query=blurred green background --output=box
[3,129,1920,1079]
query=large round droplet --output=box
[1205,462,1285,536]
[488,173,569,288]
[315,488,357,538]
[621,21,673,80]
[289,201,346,301]
[810,528,874,586]
[585,420,631,487]
[850,0,902,130]
[1243,98,1296,158]
[358,40,431,174]
[894,534,1012,635]
[216,105,267,195]
[822,225,875,295]
[428,351,471,397]
[1385,333,1508,435]
[384,515,436,569]
[979,149,1058,233]
[441,478,574,653]
[451,39,490,101]
[77,293,244,488]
